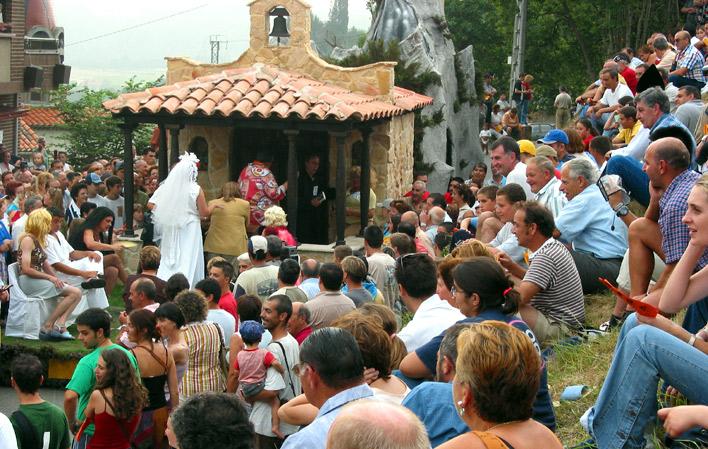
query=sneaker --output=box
[81,277,106,289]
[56,328,75,340]
[599,313,627,332]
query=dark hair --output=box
[577,118,599,136]
[237,295,262,322]
[166,273,190,301]
[679,85,701,99]
[70,182,87,201]
[389,233,415,255]
[105,175,122,190]
[11,354,44,394]
[154,302,186,329]
[491,136,521,161]
[47,206,64,218]
[453,184,474,205]
[278,259,300,285]
[453,258,520,315]
[397,221,416,239]
[296,303,311,323]
[363,225,384,248]
[195,278,222,303]
[434,232,451,251]
[70,207,115,249]
[473,161,488,173]
[76,308,112,337]
[389,214,401,233]
[389,200,411,215]
[497,183,526,203]
[429,192,447,209]
[650,127,695,161]
[129,308,160,341]
[518,201,555,238]
[618,105,637,120]
[300,259,321,278]
[319,263,344,291]
[617,96,634,107]
[95,349,147,420]
[395,253,437,299]
[171,393,254,449]
[477,185,498,200]
[80,201,97,218]
[266,235,282,259]
[266,294,293,323]
[333,244,353,261]
[589,136,612,157]
[299,328,364,389]
[211,260,235,281]
[438,323,472,372]
[66,172,81,182]
[133,277,157,302]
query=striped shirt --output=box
[534,177,566,218]
[181,321,226,398]
[524,238,585,328]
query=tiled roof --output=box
[19,119,39,151]
[103,64,433,122]
[23,107,65,127]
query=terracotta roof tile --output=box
[19,119,39,151]
[104,63,433,122]
[22,107,64,127]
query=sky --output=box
[53,0,372,89]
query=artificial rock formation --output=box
[334,0,481,193]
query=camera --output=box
[280,246,300,264]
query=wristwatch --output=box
[615,204,629,217]
[688,334,697,347]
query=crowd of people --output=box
[1,15,708,449]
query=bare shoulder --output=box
[436,433,485,449]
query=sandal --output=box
[55,326,75,340]
[599,312,629,332]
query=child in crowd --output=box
[612,105,641,148]
[29,151,46,174]
[475,185,498,215]
[133,204,145,231]
[233,320,285,438]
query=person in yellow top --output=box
[204,181,250,267]
[612,105,642,148]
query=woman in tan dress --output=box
[204,182,250,267]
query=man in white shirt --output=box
[526,156,566,218]
[363,225,398,310]
[85,173,105,207]
[490,136,533,200]
[195,277,235,339]
[102,176,125,231]
[395,253,464,352]
[587,67,634,134]
[11,196,43,251]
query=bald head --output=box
[675,30,691,50]
[401,211,420,228]
[300,258,320,279]
[647,137,690,171]
[429,206,445,225]
[326,401,429,449]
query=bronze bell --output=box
[270,15,290,39]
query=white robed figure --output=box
[149,153,214,286]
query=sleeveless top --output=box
[86,390,140,449]
[472,431,517,449]
[132,343,169,411]
[17,236,47,271]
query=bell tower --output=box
[248,0,312,52]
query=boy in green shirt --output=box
[10,354,71,449]
[63,308,137,448]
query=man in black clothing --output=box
[297,154,328,244]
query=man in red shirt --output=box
[288,302,313,345]
[614,53,638,94]
[209,259,239,323]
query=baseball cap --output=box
[249,235,268,257]
[518,140,536,156]
[450,229,473,250]
[613,53,631,64]
[115,161,124,171]
[239,320,265,341]
[87,172,103,185]
[535,145,558,159]
[537,129,569,145]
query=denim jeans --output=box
[604,156,650,207]
[518,99,529,125]
[587,314,708,449]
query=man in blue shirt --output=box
[282,328,373,449]
[557,158,628,293]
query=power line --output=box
[66,3,210,47]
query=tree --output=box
[51,76,164,168]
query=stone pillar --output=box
[284,129,299,238]
[119,123,136,237]
[331,131,347,245]
[158,124,168,182]
[359,128,372,236]
[166,124,182,166]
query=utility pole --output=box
[210,35,227,64]
[509,0,528,99]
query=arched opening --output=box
[268,6,290,47]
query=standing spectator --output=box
[519,74,534,125]
[669,30,706,88]
[174,290,227,400]
[238,150,288,232]
[304,263,355,329]
[204,181,250,268]
[64,308,138,447]
[101,176,124,232]
[10,354,70,449]
[340,256,373,307]
[482,73,497,126]
[196,278,236,339]
[289,302,313,345]
[154,302,188,403]
[0,147,14,174]
[123,246,167,310]
[208,259,239,323]
[297,154,328,244]
[298,259,321,300]
[554,86,573,129]
[273,258,308,303]
[262,206,296,247]
[234,236,279,301]
[364,225,397,308]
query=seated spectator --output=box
[11,195,42,252]
[298,259,321,300]
[281,328,373,449]
[501,107,522,139]
[340,256,373,307]
[588,136,612,172]
[437,322,563,449]
[304,263,355,329]
[518,139,536,164]
[669,30,706,89]
[123,246,167,310]
[557,158,628,293]
[196,277,235,339]
[449,185,474,226]
[65,182,88,226]
[538,130,573,168]
[613,52,638,94]
[575,118,598,151]
[9,354,70,449]
[166,393,254,449]
[611,106,642,148]
[525,156,566,218]
[587,67,635,136]
[395,253,464,352]
[401,211,435,256]
[270,258,307,303]
[234,236,279,301]
[483,184,527,266]
[327,401,428,449]
[208,259,239,322]
[491,137,533,199]
[499,202,585,344]
[289,302,313,345]
[674,85,704,139]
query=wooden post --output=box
[359,128,372,237]
[158,124,168,182]
[166,125,182,166]
[119,122,136,237]
[284,129,299,238]
[331,131,348,246]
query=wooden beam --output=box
[158,124,168,182]
[119,122,137,237]
[331,131,348,246]
[359,127,372,237]
[165,124,182,166]
[284,129,299,238]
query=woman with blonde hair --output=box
[18,208,82,340]
[262,205,296,246]
[204,181,250,267]
[438,321,562,449]
[34,171,53,197]
[358,303,407,370]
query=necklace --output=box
[485,420,524,432]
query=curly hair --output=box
[24,208,52,248]
[95,348,147,420]
[263,205,288,228]
[174,290,208,324]
[450,240,491,259]
[171,392,254,449]
[331,312,393,380]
